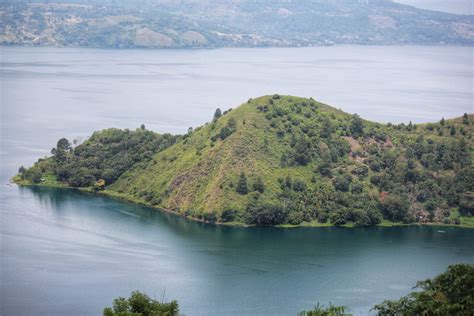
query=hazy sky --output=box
[395,0,473,14]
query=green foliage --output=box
[103,291,179,316]
[245,203,288,226]
[459,192,474,216]
[463,113,469,125]
[380,195,410,222]
[19,96,474,227]
[22,128,178,188]
[219,117,237,140]
[213,108,222,121]
[350,114,364,138]
[252,176,265,193]
[220,209,238,222]
[298,303,351,316]
[236,172,248,195]
[373,264,474,316]
[333,174,352,192]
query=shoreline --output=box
[12,179,474,229]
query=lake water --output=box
[1,46,473,315]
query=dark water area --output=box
[1,46,473,315]
[1,185,473,315]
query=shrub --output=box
[103,291,179,316]
[333,174,352,192]
[236,172,248,195]
[373,264,474,316]
[381,195,410,221]
[252,177,265,193]
[298,303,350,316]
[245,203,288,226]
[220,209,237,222]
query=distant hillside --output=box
[16,96,474,227]
[1,0,474,48]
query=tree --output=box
[463,113,469,125]
[450,126,456,136]
[350,114,364,138]
[236,172,248,195]
[29,168,42,183]
[252,176,265,193]
[213,108,222,121]
[57,138,71,151]
[103,290,179,316]
[219,117,237,140]
[52,138,71,163]
[18,166,26,179]
[293,137,312,166]
[299,303,350,316]
[245,203,288,225]
[318,162,332,177]
[440,117,445,126]
[220,209,237,222]
[140,123,145,130]
[333,174,352,192]
[380,195,410,221]
[459,192,474,216]
[352,165,369,178]
[320,118,333,138]
[373,264,474,316]
[292,180,307,192]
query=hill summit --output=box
[17,96,474,227]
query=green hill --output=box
[16,96,474,227]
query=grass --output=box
[14,95,474,228]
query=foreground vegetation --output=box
[16,95,473,227]
[105,264,473,315]
[372,264,474,316]
[103,291,178,316]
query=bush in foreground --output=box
[373,264,474,316]
[103,291,178,316]
[299,264,473,316]
[298,303,350,316]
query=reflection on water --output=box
[1,185,473,315]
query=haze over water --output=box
[1,46,474,315]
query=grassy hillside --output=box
[17,96,473,227]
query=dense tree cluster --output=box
[254,97,473,226]
[19,128,178,188]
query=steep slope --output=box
[108,96,473,226]
[2,0,474,48]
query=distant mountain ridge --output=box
[1,0,473,48]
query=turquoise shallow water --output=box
[1,46,473,315]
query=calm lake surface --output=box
[1,46,474,315]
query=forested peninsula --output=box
[15,95,474,227]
